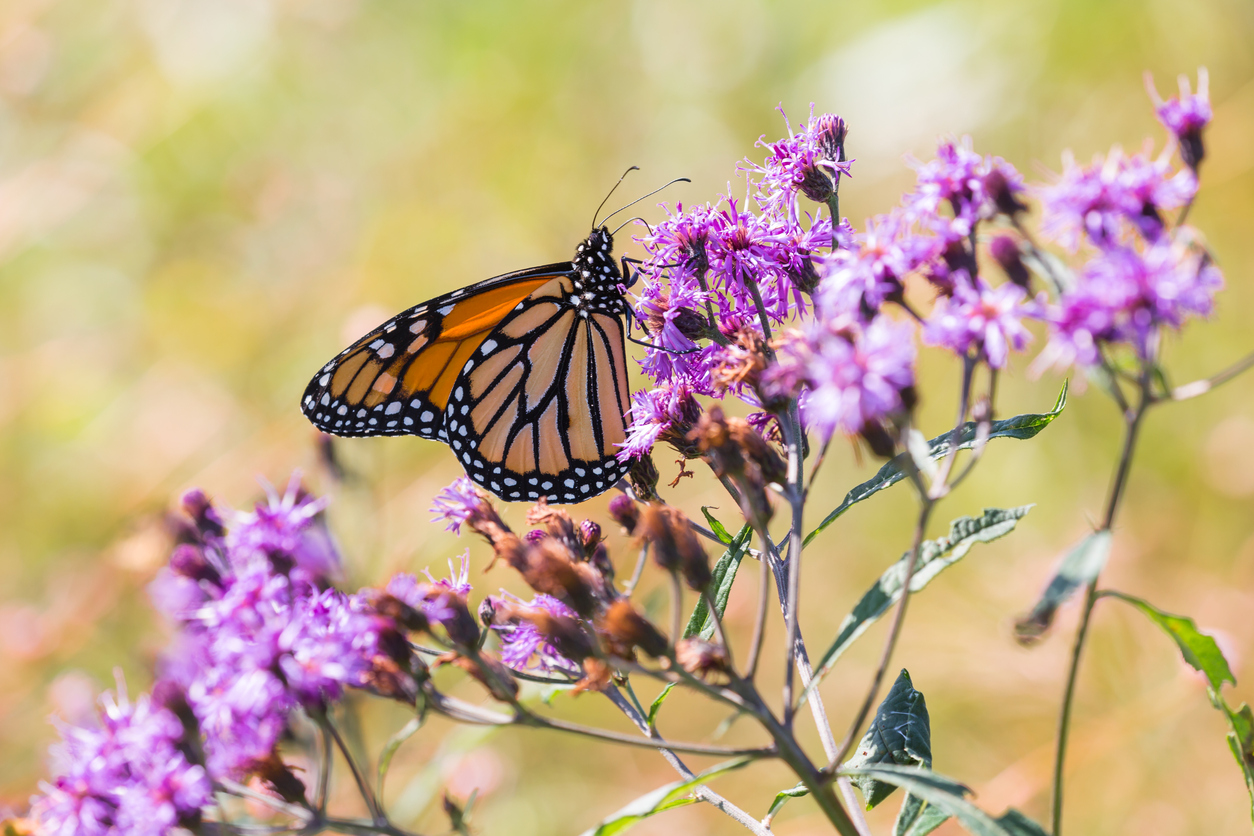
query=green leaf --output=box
[843,669,932,809]
[683,523,752,640]
[1099,590,1236,690]
[1220,700,1254,821]
[836,765,1048,836]
[700,507,734,544]
[377,716,423,799]
[805,383,1066,547]
[1014,531,1113,644]
[895,797,950,836]
[763,782,808,825]
[647,683,676,728]
[576,758,752,836]
[804,507,1032,702]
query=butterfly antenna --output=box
[612,216,650,237]
[592,166,641,229]
[600,177,692,228]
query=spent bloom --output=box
[31,675,212,836]
[923,274,1034,368]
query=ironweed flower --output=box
[617,383,704,462]
[905,137,1025,228]
[769,315,917,444]
[1147,68,1211,171]
[923,273,1034,368]
[227,474,340,585]
[746,106,854,219]
[816,212,934,318]
[430,475,490,535]
[490,593,588,676]
[1034,239,1222,370]
[31,674,212,836]
[1037,146,1196,251]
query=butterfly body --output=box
[301,227,633,504]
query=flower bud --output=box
[983,167,1027,217]
[812,113,849,164]
[255,754,307,805]
[989,235,1031,290]
[628,454,661,502]
[181,489,225,539]
[369,593,431,634]
[524,529,548,544]
[609,494,640,534]
[579,520,602,553]
[168,543,220,585]
[519,538,603,617]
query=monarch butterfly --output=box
[300,199,651,504]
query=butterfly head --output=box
[572,226,622,289]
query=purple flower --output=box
[816,212,935,318]
[1147,68,1211,170]
[923,274,1034,368]
[771,315,917,440]
[1037,147,1196,251]
[746,106,854,220]
[430,475,487,535]
[423,549,473,597]
[31,675,212,836]
[617,383,702,461]
[491,593,582,676]
[227,474,340,585]
[1034,239,1223,370]
[905,137,1025,227]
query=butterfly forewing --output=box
[301,225,632,504]
[300,265,570,439]
[445,280,632,503]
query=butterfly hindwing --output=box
[445,278,632,503]
[300,264,572,440]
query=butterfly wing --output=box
[301,264,573,440]
[445,279,632,503]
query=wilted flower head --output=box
[490,593,585,676]
[31,674,212,836]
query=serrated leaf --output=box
[764,782,808,824]
[805,383,1066,547]
[843,670,932,809]
[683,524,751,640]
[700,508,734,544]
[836,765,1047,836]
[647,683,676,728]
[803,507,1032,702]
[576,757,752,836]
[1015,531,1112,643]
[1099,591,1235,690]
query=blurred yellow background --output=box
[2,0,1253,833]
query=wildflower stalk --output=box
[318,712,387,826]
[780,407,806,725]
[744,528,773,681]
[1051,360,1153,836]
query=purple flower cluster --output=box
[149,480,395,780]
[745,106,853,221]
[770,315,917,442]
[31,676,212,836]
[430,475,487,535]
[490,593,582,676]
[617,383,702,462]
[1033,71,1221,368]
[923,277,1033,369]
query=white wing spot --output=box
[421,410,435,423]
[385,402,402,415]
[337,405,348,415]
[377,343,395,359]
[481,339,498,354]
[439,304,455,315]
[369,339,385,350]
[409,320,426,334]
[319,373,331,386]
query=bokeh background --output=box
[2,0,1253,833]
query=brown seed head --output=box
[637,505,711,592]
[675,637,731,681]
[596,599,670,660]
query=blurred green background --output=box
[2,0,1253,833]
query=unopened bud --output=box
[983,167,1027,217]
[989,235,1031,289]
[169,543,220,585]
[609,494,640,534]
[579,520,602,553]
[525,529,548,544]
[860,422,898,459]
[629,454,661,502]
[813,113,849,164]
[181,489,224,538]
